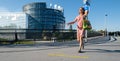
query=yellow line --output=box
[48,53,89,59]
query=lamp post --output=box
[105,14,108,36]
[83,0,90,42]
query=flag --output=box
[83,0,90,6]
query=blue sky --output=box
[0,0,120,31]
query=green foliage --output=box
[0,38,8,41]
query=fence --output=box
[0,29,102,44]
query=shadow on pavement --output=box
[85,48,120,53]
[87,36,117,45]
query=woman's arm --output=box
[84,10,89,17]
[67,18,77,25]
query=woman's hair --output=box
[79,7,85,15]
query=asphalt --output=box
[0,36,120,61]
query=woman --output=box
[67,7,86,53]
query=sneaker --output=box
[78,50,82,53]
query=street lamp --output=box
[105,14,108,36]
[83,0,90,42]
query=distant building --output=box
[23,2,65,31]
[0,12,26,29]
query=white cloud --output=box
[0,16,2,19]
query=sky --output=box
[0,0,120,31]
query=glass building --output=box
[23,2,65,31]
[0,12,26,29]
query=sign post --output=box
[83,0,90,42]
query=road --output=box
[0,36,120,61]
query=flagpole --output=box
[105,14,108,36]
[83,0,90,43]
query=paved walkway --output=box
[0,36,120,61]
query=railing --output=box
[0,29,102,44]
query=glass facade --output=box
[0,12,26,29]
[23,2,65,30]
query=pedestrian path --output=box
[0,36,119,61]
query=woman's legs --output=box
[81,30,85,50]
[79,36,84,50]
[81,36,84,49]
[77,35,82,52]
[79,35,85,52]
[77,29,85,53]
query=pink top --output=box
[75,15,84,29]
[75,15,84,40]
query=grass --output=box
[0,38,35,45]
[14,40,35,44]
